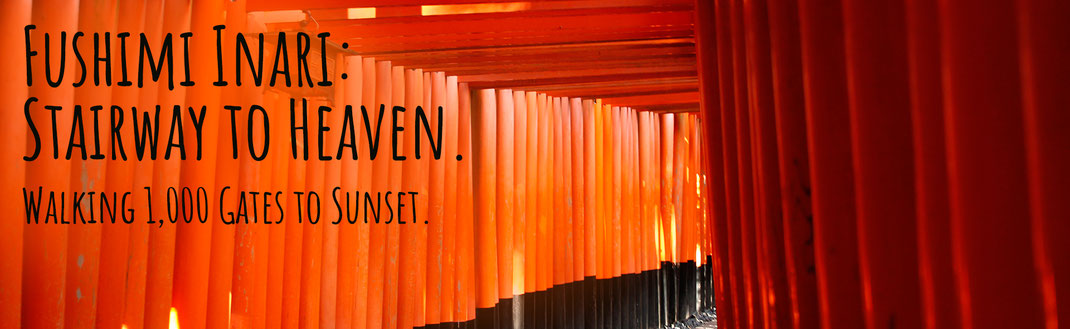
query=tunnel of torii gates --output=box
[0,0,1068,329]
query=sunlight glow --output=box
[422,2,531,16]
[169,307,180,329]
[348,7,376,19]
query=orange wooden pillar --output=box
[900,0,957,327]
[335,55,364,329]
[229,5,269,327]
[438,73,457,328]
[591,100,607,329]
[560,97,576,329]
[427,71,454,328]
[299,98,327,329]
[172,0,226,328]
[396,67,423,329]
[382,65,407,329]
[495,88,516,328]
[424,72,443,329]
[63,0,115,327]
[940,0,1052,327]
[763,0,821,326]
[511,90,528,321]
[0,0,30,326]
[264,91,292,329]
[99,2,150,328]
[1017,0,1070,325]
[795,0,866,327]
[445,76,466,327]
[353,56,378,329]
[207,2,244,328]
[457,82,478,327]
[608,106,623,329]
[740,0,793,325]
[581,99,597,329]
[654,111,671,327]
[515,90,536,329]
[366,60,395,329]
[637,111,653,329]
[534,93,554,329]
[22,0,77,328]
[841,0,924,328]
[550,97,566,329]
[473,88,499,329]
[123,2,167,328]
[729,0,763,324]
[280,92,307,329]
[712,0,744,327]
[568,98,587,329]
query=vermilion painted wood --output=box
[418,69,434,327]
[841,0,924,328]
[638,112,652,272]
[65,0,114,328]
[301,0,692,19]
[319,11,690,38]
[279,91,306,329]
[299,99,326,329]
[343,30,694,54]
[374,43,695,65]
[621,109,635,277]
[366,60,394,329]
[467,71,695,92]
[568,98,584,284]
[445,76,465,323]
[763,0,820,327]
[230,2,266,326]
[383,65,406,329]
[265,90,292,329]
[473,88,500,309]
[432,72,457,324]
[456,82,478,322]
[414,54,694,74]
[172,0,226,327]
[397,68,421,329]
[693,0,735,325]
[496,89,516,302]
[902,0,957,327]
[326,5,691,27]
[552,97,567,288]
[796,0,866,327]
[424,73,444,327]
[712,0,744,327]
[123,3,165,327]
[600,92,699,108]
[251,0,585,11]
[141,5,188,326]
[659,114,676,264]
[939,0,1049,327]
[108,2,151,328]
[209,2,245,328]
[563,98,578,284]
[1018,0,1070,325]
[512,90,529,298]
[0,0,30,326]
[609,106,622,279]
[728,0,766,325]
[352,57,378,329]
[335,56,364,329]
[22,0,77,328]
[741,0,793,326]
[248,48,273,329]
[594,101,609,282]
[588,100,598,279]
